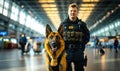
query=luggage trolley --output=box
[33,42,42,54]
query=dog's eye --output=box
[49,36,53,39]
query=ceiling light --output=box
[78,0,100,22]
[82,0,99,2]
[38,0,54,3]
[38,0,61,29]
[41,4,56,7]
[21,5,24,8]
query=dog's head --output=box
[45,24,64,55]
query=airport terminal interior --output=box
[0,0,120,71]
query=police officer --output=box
[60,3,90,71]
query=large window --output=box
[91,19,120,37]
[19,10,26,25]
[0,0,45,35]
[30,18,36,29]
[115,20,120,27]
[25,15,32,28]
[3,0,9,16]
[0,0,4,13]
[25,15,45,35]
[0,7,2,13]
[0,0,4,6]
[35,23,45,36]
[9,23,15,29]
[11,3,19,21]
[109,24,114,29]
[104,27,109,32]
[118,20,120,26]
[3,9,8,16]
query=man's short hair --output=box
[68,3,78,10]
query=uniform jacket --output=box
[61,17,90,48]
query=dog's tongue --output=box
[52,47,57,51]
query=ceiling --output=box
[13,0,120,32]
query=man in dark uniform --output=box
[19,33,27,55]
[114,37,119,53]
[60,3,90,71]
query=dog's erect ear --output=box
[46,24,52,37]
[58,25,64,37]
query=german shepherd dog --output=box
[44,24,66,71]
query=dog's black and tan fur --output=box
[44,24,66,71]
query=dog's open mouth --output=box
[50,42,59,52]
[51,43,58,52]
[52,47,57,52]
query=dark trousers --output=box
[66,48,84,71]
[114,45,118,53]
[21,44,25,55]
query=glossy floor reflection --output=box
[0,48,120,71]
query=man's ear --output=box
[46,24,52,38]
[58,25,64,37]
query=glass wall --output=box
[91,19,120,36]
[0,0,4,14]
[19,10,26,25]
[11,2,19,21]
[0,0,45,36]
[26,15,32,28]
[3,0,9,16]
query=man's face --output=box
[21,34,25,37]
[68,7,78,20]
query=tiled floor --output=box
[0,48,120,71]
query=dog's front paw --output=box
[51,59,58,66]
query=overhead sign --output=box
[0,31,8,36]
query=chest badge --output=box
[69,26,74,29]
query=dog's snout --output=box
[52,42,56,47]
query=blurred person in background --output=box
[114,37,119,53]
[19,33,27,55]
[94,36,99,50]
